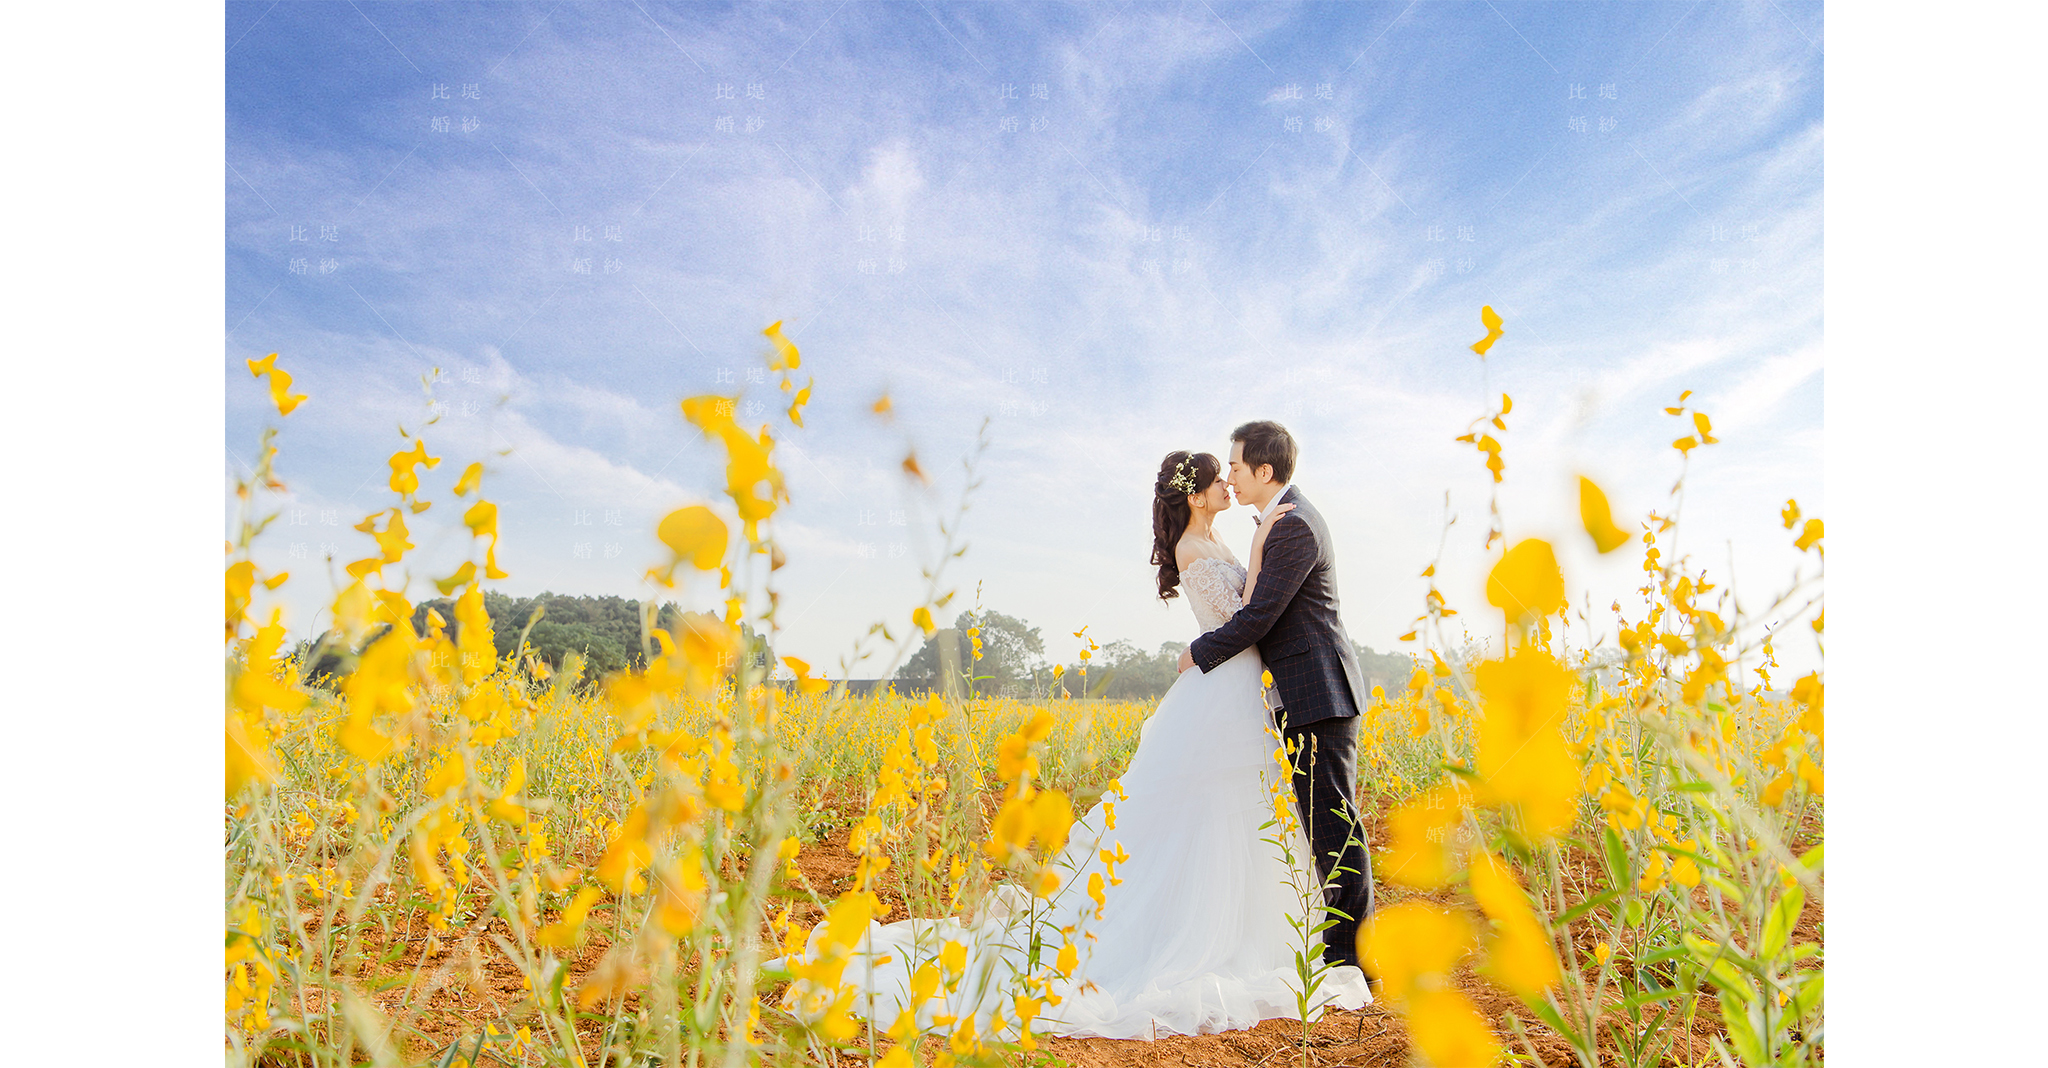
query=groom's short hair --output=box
[1231,420,1297,484]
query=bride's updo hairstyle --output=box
[1150,450,1221,601]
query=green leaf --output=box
[1704,872,1746,904]
[1639,944,1691,967]
[1790,971,1824,1020]
[1620,986,1687,1012]
[1720,995,1767,1066]
[1683,934,1753,1002]
[1672,780,1716,793]
[1530,997,1587,1050]
[1762,884,1805,959]
[1556,888,1621,927]
[1796,842,1824,875]
[1604,826,1630,887]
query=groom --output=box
[1177,420,1375,975]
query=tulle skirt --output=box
[771,645,1371,1040]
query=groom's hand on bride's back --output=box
[1177,648,1195,673]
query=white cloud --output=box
[229,3,1823,668]
[856,139,925,223]
[1711,341,1824,436]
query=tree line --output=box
[892,609,1418,700]
[286,593,1417,703]
[289,591,769,692]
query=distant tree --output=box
[1351,642,1418,695]
[1050,640,1186,699]
[295,591,686,691]
[892,609,1049,697]
[737,620,772,684]
[1095,639,1178,699]
[894,628,962,695]
[955,609,1048,696]
[526,620,628,685]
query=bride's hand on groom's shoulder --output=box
[1253,503,1296,548]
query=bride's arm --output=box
[1243,503,1296,601]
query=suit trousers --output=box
[1280,714,1374,970]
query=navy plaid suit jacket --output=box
[1188,487,1366,727]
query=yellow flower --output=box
[486,758,527,823]
[1761,770,1795,808]
[788,376,814,426]
[1474,650,1580,840]
[911,960,942,1005]
[1407,988,1501,1068]
[653,849,708,935]
[1383,785,1466,889]
[409,830,448,897]
[1014,993,1043,1049]
[596,803,653,892]
[658,505,728,571]
[1099,842,1129,886]
[452,461,483,496]
[537,886,602,949]
[461,499,510,579]
[1470,304,1504,357]
[1486,539,1566,623]
[764,319,801,370]
[434,561,478,597]
[783,655,831,695]
[387,438,441,497]
[1020,708,1056,743]
[1670,839,1702,889]
[245,352,308,416]
[1638,849,1668,893]
[224,712,277,799]
[1600,782,1646,831]
[996,736,1037,786]
[1360,902,1475,1005]
[1578,476,1632,553]
[1470,852,1559,999]
[986,792,1035,862]
[1029,790,1073,855]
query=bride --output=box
[773,449,1371,1041]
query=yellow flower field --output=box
[228,312,1821,1067]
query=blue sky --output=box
[226,0,1825,680]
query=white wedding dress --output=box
[773,557,1371,1040]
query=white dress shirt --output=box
[1256,483,1293,526]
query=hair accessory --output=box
[1167,458,1197,494]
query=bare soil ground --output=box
[285,794,1820,1068]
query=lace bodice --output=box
[1182,557,1247,635]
